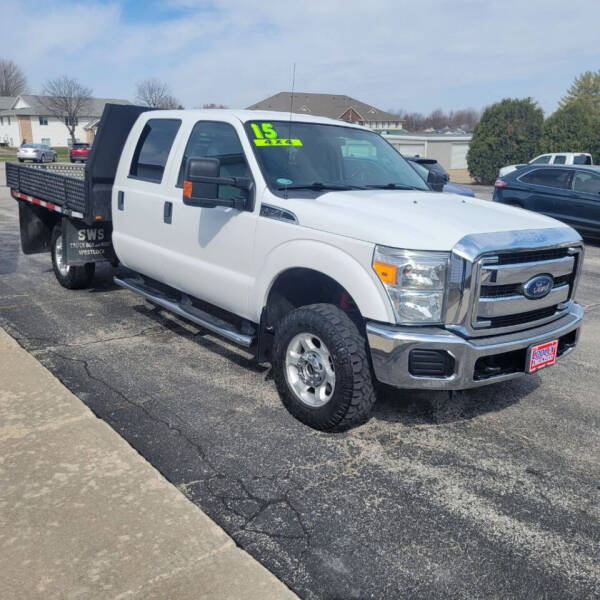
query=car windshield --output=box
[409,160,429,181]
[245,120,429,195]
[21,143,37,148]
[73,143,89,148]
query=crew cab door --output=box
[569,169,600,235]
[518,168,573,221]
[112,117,183,283]
[160,119,257,318]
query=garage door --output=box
[393,143,426,157]
[450,143,469,169]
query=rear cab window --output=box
[553,155,567,165]
[130,118,182,183]
[573,154,592,165]
[520,168,573,189]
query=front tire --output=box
[272,303,376,431]
[51,226,95,289]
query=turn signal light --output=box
[183,180,192,198]
[373,261,398,285]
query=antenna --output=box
[285,62,296,200]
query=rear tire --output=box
[51,225,95,289]
[272,303,376,431]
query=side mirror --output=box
[427,170,446,192]
[183,157,252,210]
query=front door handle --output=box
[117,190,124,211]
[163,201,173,224]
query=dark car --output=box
[406,156,475,197]
[69,142,91,163]
[493,165,600,239]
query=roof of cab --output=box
[140,108,368,130]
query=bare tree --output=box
[0,58,28,96]
[135,78,181,108]
[201,103,228,109]
[39,76,92,144]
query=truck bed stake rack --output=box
[114,276,255,348]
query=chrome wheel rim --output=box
[285,332,335,407]
[55,235,70,277]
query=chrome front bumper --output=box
[366,303,583,390]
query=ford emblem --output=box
[523,274,554,299]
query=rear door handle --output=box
[163,201,173,224]
[117,190,124,211]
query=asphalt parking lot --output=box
[1,173,599,599]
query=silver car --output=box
[17,143,57,163]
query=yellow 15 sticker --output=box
[251,122,303,147]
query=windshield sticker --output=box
[251,122,303,147]
[276,177,293,186]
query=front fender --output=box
[252,239,394,323]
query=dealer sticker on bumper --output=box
[528,340,559,372]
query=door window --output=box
[130,118,181,183]
[530,155,551,164]
[177,121,250,200]
[520,169,572,189]
[573,154,592,165]
[553,155,567,164]
[573,171,600,194]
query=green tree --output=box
[539,101,600,159]
[467,98,544,184]
[560,70,600,111]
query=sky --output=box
[1,0,599,116]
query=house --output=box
[382,132,473,182]
[247,92,403,131]
[0,95,131,147]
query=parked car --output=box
[407,156,475,197]
[494,164,600,239]
[499,153,592,178]
[5,104,584,431]
[16,143,57,163]
[69,142,91,163]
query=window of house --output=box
[520,168,573,189]
[41,138,51,146]
[39,116,48,126]
[7,116,10,125]
[64,117,78,127]
[129,118,181,183]
[0,117,3,125]
[573,171,600,194]
[177,121,250,201]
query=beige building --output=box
[383,132,473,181]
[0,95,130,147]
[248,92,404,130]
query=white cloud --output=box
[1,0,598,113]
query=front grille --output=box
[480,273,573,298]
[494,247,571,265]
[487,306,558,328]
[473,246,581,333]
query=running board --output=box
[114,276,255,348]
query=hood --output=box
[277,190,572,251]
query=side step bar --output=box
[114,276,255,348]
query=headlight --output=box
[373,246,450,324]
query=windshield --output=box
[245,120,429,195]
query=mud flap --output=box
[62,217,116,265]
[18,200,55,255]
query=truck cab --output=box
[7,107,585,431]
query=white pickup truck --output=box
[6,105,584,430]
